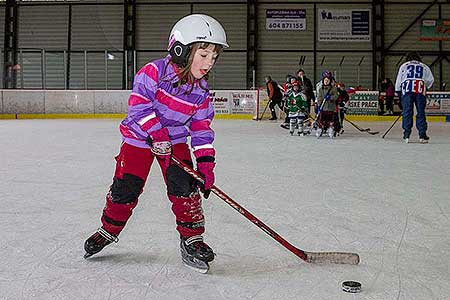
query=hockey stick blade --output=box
[305,251,360,265]
[344,118,379,135]
[171,156,361,266]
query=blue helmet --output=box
[322,70,333,80]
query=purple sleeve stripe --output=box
[128,104,155,118]
[192,112,214,123]
[168,127,189,138]
[192,101,214,122]
[190,131,215,148]
[171,136,188,145]
[145,122,162,134]
[133,82,156,101]
[134,72,158,89]
[159,115,186,127]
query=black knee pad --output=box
[110,173,144,204]
[166,161,196,197]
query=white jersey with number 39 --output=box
[395,60,434,96]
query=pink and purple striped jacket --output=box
[120,55,215,159]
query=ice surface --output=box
[0,119,449,300]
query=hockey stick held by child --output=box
[171,155,360,265]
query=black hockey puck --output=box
[342,281,362,293]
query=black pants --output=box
[385,96,394,112]
[269,99,283,118]
[269,99,283,111]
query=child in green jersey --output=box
[286,80,309,136]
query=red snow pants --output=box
[100,142,205,238]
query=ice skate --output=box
[316,128,322,138]
[180,235,214,274]
[269,110,277,120]
[84,227,118,259]
[328,128,334,139]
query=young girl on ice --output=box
[84,14,228,273]
[316,71,338,138]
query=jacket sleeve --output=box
[395,64,404,92]
[267,82,275,99]
[189,94,216,161]
[424,65,434,89]
[317,88,323,106]
[304,78,314,95]
[125,62,164,137]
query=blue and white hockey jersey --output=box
[395,60,434,96]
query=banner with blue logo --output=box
[425,92,450,115]
[318,9,370,42]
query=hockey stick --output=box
[171,155,360,265]
[344,117,379,135]
[382,114,402,138]
[257,99,271,121]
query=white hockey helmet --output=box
[168,14,229,66]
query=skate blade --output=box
[182,256,210,274]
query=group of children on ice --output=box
[278,70,350,139]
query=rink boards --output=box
[0,89,449,122]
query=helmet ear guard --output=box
[167,14,229,67]
[169,41,192,67]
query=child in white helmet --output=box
[84,14,228,273]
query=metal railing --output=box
[2,48,135,90]
[2,48,230,90]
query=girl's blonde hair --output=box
[169,42,222,93]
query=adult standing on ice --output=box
[84,14,228,273]
[395,52,434,143]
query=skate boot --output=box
[180,235,214,274]
[269,110,277,120]
[84,227,118,259]
[316,128,322,138]
[328,127,334,139]
[403,132,410,144]
[290,131,294,136]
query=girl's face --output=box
[190,44,219,79]
[323,77,331,86]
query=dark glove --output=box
[196,159,215,199]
